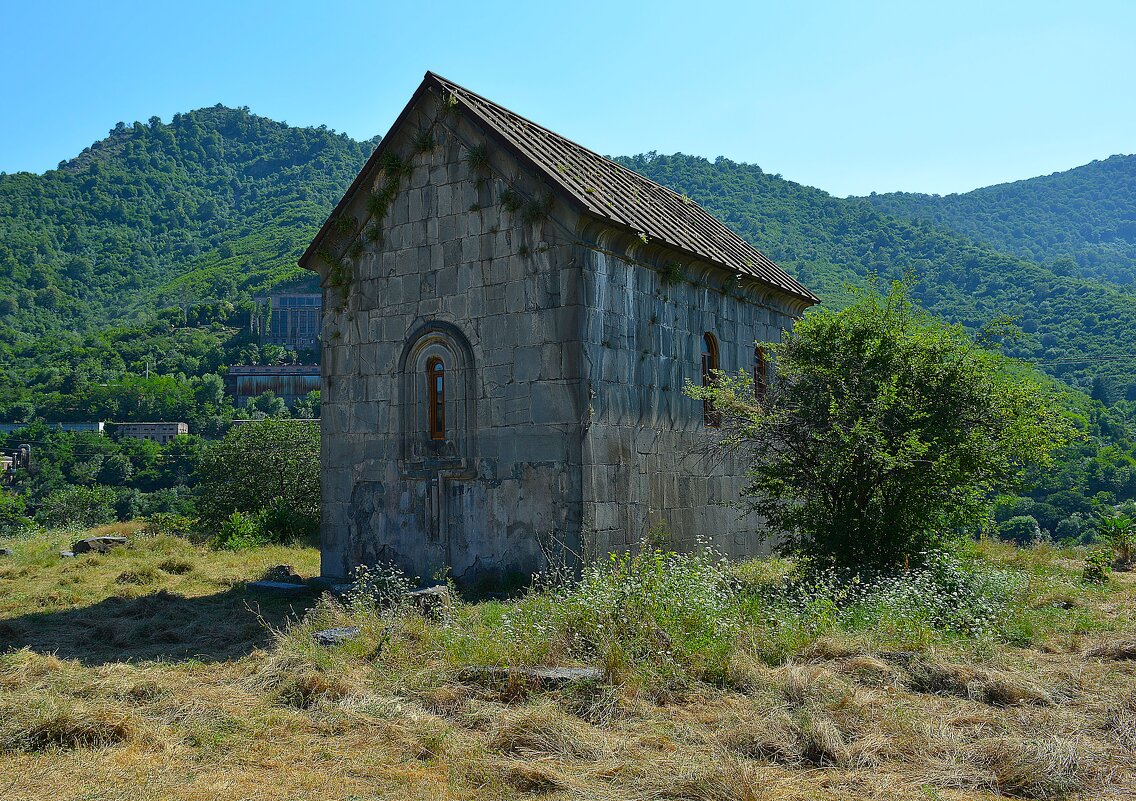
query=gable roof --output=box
[302,72,818,305]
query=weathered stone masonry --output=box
[302,73,817,589]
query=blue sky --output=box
[2,0,1133,197]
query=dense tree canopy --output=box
[865,154,1136,287]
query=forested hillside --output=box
[0,107,374,424]
[0,105,376,336]
[863,154,1136,286]
[616,153,1136,395]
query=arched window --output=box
[427,357,445,440]
[399,321,475,463]
[754,345,768,402]
[701,333,720,427]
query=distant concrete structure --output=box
[224,365,321,407]
[0,422,105,435]
[113,422,188,445]
[230,418,318,426]
[300,73,818,590]
[253,293,321,351]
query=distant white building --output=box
[113,422,188,445]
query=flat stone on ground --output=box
[459,665,604,689]
[313,626,362,646]
[72,536,128,554]
[247,580,313,596]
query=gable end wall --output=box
[317,91,587,589]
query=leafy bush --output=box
[1095,510,1135,565]
[36,485,117,529]
[214,511,270,550]
[998,515,1043,546]
[0,491,33,536]
[1082,546,1114,583]
[194,419,318,535]
[139,512,197,539]
[689,282,1074,570]
[260,498,318,545]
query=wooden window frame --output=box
[427,357,445,440]
[701,333,720,427]
[754,345,768,402]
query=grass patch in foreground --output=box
[1,528,1135,799]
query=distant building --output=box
[0,421,106,435]
[253,293,321,351]
[224,365,321,407]
[114,422,188,445]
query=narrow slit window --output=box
[427,357,445,440]
[754,345,768,402]
[701,333,720,427]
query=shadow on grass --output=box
[0,585,318,666]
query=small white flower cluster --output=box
[342,561,416,614]
[770,550,1025,640]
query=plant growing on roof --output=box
[660,262,683,286]
[521,194,554,225]
[412,130,436,154]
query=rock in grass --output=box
[247,580,312,596]
[407,585,453,618]
[0,547,12,556]
[459,666,604,689]
[59,550,76,558]
[71,536,128,554]
[262,564,305,585]
[312,626,361,646]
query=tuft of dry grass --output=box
[0,699,137,752]
[486,700,605,760]
[975,735,1108,799]
[906,659,1053,707]
[645,756,770,801]
[1085,639,1136,661]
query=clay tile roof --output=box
[427,72,818,305]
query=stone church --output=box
[300,72,818,589]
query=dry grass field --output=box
[1,526,1135,801]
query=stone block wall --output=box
[577,244,799,559]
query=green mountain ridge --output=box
[4,110,1136,532]
[0,105,378,337]
[862,153,1136,286]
